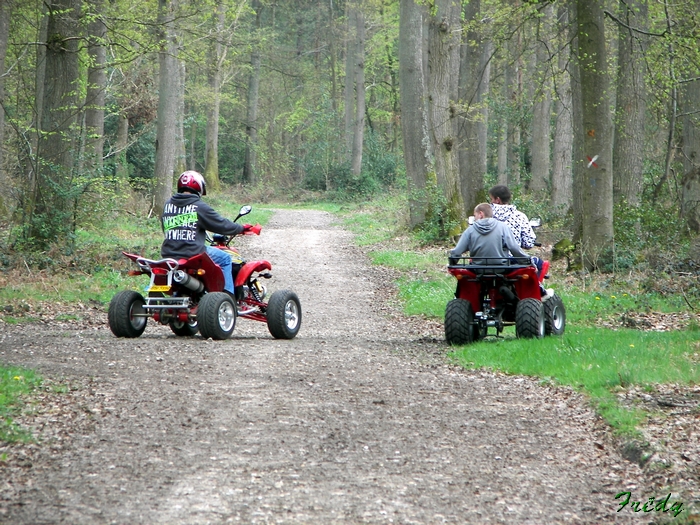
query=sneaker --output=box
[545,288,555,297]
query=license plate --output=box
[149,285,171,292]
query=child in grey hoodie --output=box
[450,203,529,265]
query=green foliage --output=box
[0,366,41,443]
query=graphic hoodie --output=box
[491,203,536,249]
[160,192,244,259]
[450,218,529,264]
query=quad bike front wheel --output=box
[266,289,302,339]
[515,298,545,339]
[170,318,199,337]
[543,293,566,336]
[198,292,236,340]
[108,290,148,338]
[444,298,474,345]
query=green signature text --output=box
[615,491,683,517]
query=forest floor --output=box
[0,208,697,524]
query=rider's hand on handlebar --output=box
[243,223,253,231]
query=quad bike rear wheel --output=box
[108,290,148,338]
[169,318,199,337]
[198,292,236,340]
[543,293,566,336]
[266,289,302,339]
[515,298,545,339]
[445,299,475,345]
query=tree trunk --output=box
[0,0,13,197]
[350,9,365,177]
[115,113,129,180]
[613,0,648,206]
[153,0,180,216]
[243,0,262,185]
[427,0,465,236]
[681,77,700,232]
[551,4,573,215]
[570,2,584,240]
[505,15,522,186]
[399,0,431,228]
[458,0,490,212]
[174,59,186,177]
[85,0,106,173]
[32,0,82,239]
[206,1,227,189]
[529,4,553,195]
[575,0,614,269]
[343,5,356,159]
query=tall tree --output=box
[344,4,357,158]
[551,3,573,214]
[350,7,366,177]
[31,0,82,239]
[458,0,491,212]
[573,0,614,268]
[153,0,181,215]
[427,0,465,235]
[529,4,553,195]
[612,0,648,206]
[206,0,228,189]
[0,0,13,198]
[242,0,262,185]
[84,0,107,172]
[399,0,431,228]
[680,76,700,232]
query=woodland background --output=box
[0,0,700,271]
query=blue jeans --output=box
[206,246,234,294]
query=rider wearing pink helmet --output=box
[160,171,248,295]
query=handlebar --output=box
[209,223,261,246]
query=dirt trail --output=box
[0,209,653,524]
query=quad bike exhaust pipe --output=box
[173,270,204,293]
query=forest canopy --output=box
[0,0,699,272]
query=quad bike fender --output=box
[235,260,272,287]
[455,277,482,313]
[182,252,226,292]
[508,267,541,300]
[123,251,225,292]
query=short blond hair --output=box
[474,203,493,217]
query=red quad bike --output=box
[444,221,565,345]
[108,205,301,341]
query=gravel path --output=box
[0,209,661,524]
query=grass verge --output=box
[0,366,41,443]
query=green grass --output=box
[0,366,41,442]
[450,327,700,435]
